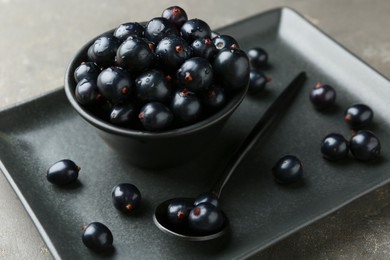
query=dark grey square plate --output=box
[1,7,389,260]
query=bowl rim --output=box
[64,27,249,140]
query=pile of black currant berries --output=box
[73,6,250,132]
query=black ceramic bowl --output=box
[64,28,249,169]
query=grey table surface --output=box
[0,0,389,259]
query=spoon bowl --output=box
[153,72,307,241]
[153,198,229,241]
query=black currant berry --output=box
[155,35,192,72]
[138,102,173,131]
[180,18,212,43]
[47,159,80,185]
[176,57,213,93]
[344,104,373,130]
[75,79,102,105]
[74,62,101,83]
[115,36,155,74]
[87,34,120,67]
[212,35,239,50]
[166,199,193,227]
[113,22,144,42]
[213,48,250,92]
[272,155,303,184]
[135,69,172,104]
[110,103,135,125]
[188,202,225,235]
[97,67,133,103]
[350,130,381,161]
[202,85,226,111]
[320,133,349,160]
[112,183,142,214]
[144,17,179,44]
[81,222,113,252]
[171,90,202,124]
[247,47,268,68]
[248,70,271,94]
[309,83,336,110]
[193,192,220,208]
[191,38,218,61]
[161,6,188,29]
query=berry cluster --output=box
[73,6,250,132]
[309,83,381,161]
[247,47,272,94]
[166,192,225,235]
[47,159,142,252]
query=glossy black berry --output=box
[202,85,226,111]
[320,133,349,160]
[82,222,113,252]
[155,35,192,72]
[344,104,373,130]
[112,183,141,214]
[166,199,193,227]
[193,192,220,208]
[248,70,271,94]
[191,38,217,61]
[247,47,268,68]
[176,57,213,93]
[213,48,250,92]
[144,17,179,44]
[138,102,173,131]
[87,34,120,67]
[180,18,211,43]
[74,62,101,83]
[212,35,239,50]
[171,90,202,124]
[188,202,225,235]
[110,103,135,125]
[97,67,133,103]
[113,22,144,42]
[115,36,155,74]
[309,83,336,110]
[47,159,80,185]
[350,130,381,161]
[75,79,102,105]
[135,69,171,104]
[272,155,303,184]
[161,6,188,29]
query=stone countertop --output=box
[0,0,389,259]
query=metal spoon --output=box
[153,72,307,241]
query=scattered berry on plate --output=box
[309,82,336,110]
[247,47,268,68]
[47,159,80,185]
[320,133,349,160]
[81,222,113,252]
[112,183,142,214]
[272,155,304,184]
[248,69,271,94]
[349,130,381,161]
[344,104,373,130]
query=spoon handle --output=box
[212,72,307,196]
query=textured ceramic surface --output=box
[1,7,389,259]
